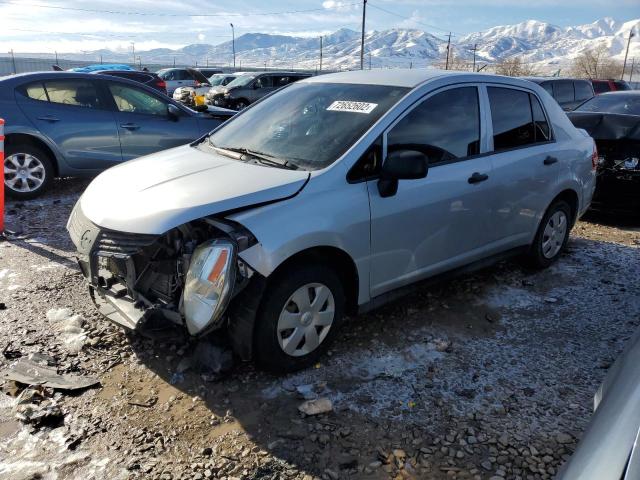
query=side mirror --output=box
[167,104,181,120]
[377,149,428,198]
[193,104,208,113]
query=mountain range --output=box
[24,17,640,73]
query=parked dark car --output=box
[523,77,595,111]
[568,91,640,214]
[592,79,631,94]
[210,72,312,110]
[156,68,211,95]
[1,72,235,199]
[91,70,168,95]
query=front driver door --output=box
[105,82,201,160]
[368,85,494,297]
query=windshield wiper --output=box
[219,147,300,170]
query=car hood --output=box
[78,144,310,234]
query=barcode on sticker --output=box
[327,101,378,114]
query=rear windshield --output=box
[613,81,631,91]
[575,94,640,116]
[205,82,409,170]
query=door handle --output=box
[468,172,489,184]
[120,123,140,131]
[543,156,558,165]
[37,115,60,122]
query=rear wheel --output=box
[253,263,345,372]
[526,200,572,268]
[4,143,54,200]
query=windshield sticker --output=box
[327,101,378,114]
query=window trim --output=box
[482,83,556,155]
[381,83,487,170]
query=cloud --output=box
[197,33,206,41]
[322,1,356,10]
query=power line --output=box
[3,28,232,40]
[366,2,463,38]
[0,0,360,17]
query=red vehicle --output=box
[591,79,631,95]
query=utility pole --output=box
[230,23,236,69]
[621,30,635,80]
[99,54,103,64]
[10,49,16,74]
[173,56,176,67]
[471,43,477,72]
[444,33,451,70]
[55,51,58,64]
[360,0,367,70]
[369,51,372,69]
[319,36,323,72]
[130,42,135,66]
[630,57,635,82]
[409,61,412,69]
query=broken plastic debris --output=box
[1,358,100,391]
[295,384,319,401]
[298,397,333,416]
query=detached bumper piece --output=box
[90,285,147,331]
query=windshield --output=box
[189,69,210,84]
[209,74,229,86]
[575,94,640,116]
[206,82,409,170]
[226,75,256,88]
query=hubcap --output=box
[277,283,335,357]
[4,153,46,192]
[541,211,567,259]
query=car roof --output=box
[521,76,590,83]
[303,69,543,89]
[596,90,640,96]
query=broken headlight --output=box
[623,157,639,170]
[183,239,236,335]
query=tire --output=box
[4,143,54,200]
[235,99,249,111]
[253,263,345,373]
[526,200,572,269]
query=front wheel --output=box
[253,263,345,372]
[4,143,54,200]
[526,200,572,268]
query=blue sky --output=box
[1,0,638,52]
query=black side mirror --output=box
[167,104,181,120]
[377,149,428,198]
[192,104,208,113]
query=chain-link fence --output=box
[0,54,340,76]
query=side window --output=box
[592,81,610,94]
[387,86,480,164]
[108,84,168,116]
[254,76,273,89]
[555,82,574,103]
[574,82,593,102]
[176,70,191,81]
[22,82,48,101]
[160,70,175,81]
[41,80,101,108]
[222,77,233,85]
[530,95,551,142]
[487,87,535,151]
[273,76,291,87]
[540,82,554,97]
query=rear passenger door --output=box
[15,78,121,169]
[368,85,494,297]
[483,85,558,247]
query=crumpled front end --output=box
[592,138,640,213]
[67,202,256,336]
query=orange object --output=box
[207,249,228,283]
[0,118,4,234]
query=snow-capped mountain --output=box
[30,17,640,73]
[457,17,640,69]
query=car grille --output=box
[94,230,159,256]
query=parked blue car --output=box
[0,72,235,199]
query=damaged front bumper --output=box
[67,204,255,335]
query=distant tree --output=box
[494,57,538,77]
[570,44,623,79]
[433,46,471,71]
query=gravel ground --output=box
[0,178,639,480]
